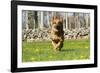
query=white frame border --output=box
[17,5,94,68]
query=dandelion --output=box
[85,46,89,49]
[31,57,35,61]
[35,49,39,52]
[80,56,84,59]
[49,55,53,58]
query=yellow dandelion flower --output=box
[49,56,53,58]
[31,57,35,61]
[85,46,89,49]
[35,49,39,52]
[80,56,84,59]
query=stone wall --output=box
[22,27,90,42]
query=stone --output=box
[22,27,90,42]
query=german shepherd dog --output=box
[50,16,64,51]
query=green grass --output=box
[22,39,90,62]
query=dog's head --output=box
[51,16,63,25]
[51,16,63,31]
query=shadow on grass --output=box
[61,48,78,52]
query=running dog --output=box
[49,16,64,51]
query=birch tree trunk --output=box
[47,12,50,28]
[65,13,68,30]
[25,11,28,30]
[85,14,89,28]
[40,11,43,29]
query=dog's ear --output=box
[51,16,56,25]
[59,17,63,24]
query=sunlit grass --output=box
[22,39,90,62]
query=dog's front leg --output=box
[52,41,58,52]
[56,41,63,51]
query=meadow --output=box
[22,39,90,62]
